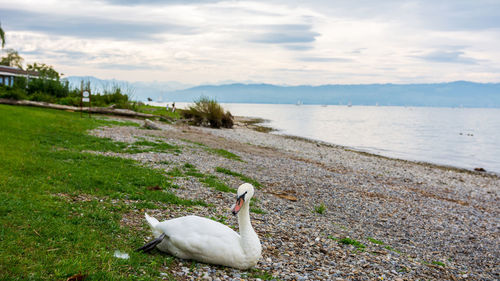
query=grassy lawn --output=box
[0,105,202,280]
[135,104,180,120]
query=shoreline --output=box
[93,116,499,280]
[234,116,500,178]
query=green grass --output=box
[327,235,338,241]
[313,203,326,214]
[181,139,207,147]
[206,148,242,161]
[126,139,181,154]
[200,175,236,193]
[0,105,204,280]
[135,104,181,120]
[215,167,262,188]
[182,163,205,178]
[95,117,141,128]
[182,139,243,161]
[366,237,384,245]
[208,214,229,225]
[166,167,184,178]
[171,164,236,193]
[250,207,267,214]
[431,261,446,267]
[384,245,401,254]
[338,237,366,249]
[246,268,280,280]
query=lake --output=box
[155,102,500,174]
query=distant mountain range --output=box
[65,76,500,107]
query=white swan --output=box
[137,183,262,269]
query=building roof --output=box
[0,65,39,77]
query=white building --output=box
[0,65,39,86]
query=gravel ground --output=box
[90,118,499,281]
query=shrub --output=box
[182,97,234,128]
[222,111,234,128]
[58,96,80,106]
[0,86,27,100]
[29,91,56,103]
[27,78,69,98]
[91,86,135,109]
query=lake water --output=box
[155,102,500,174]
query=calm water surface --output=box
[166,103,500,174]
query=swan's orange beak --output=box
[231,196,245,215]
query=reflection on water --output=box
[158,102,500,173]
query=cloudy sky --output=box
[1,0,499,85]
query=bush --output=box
[91,86,133,109]
[29,91,56,103]
[58,96,80,106]
[13,76,27,90]
[1,73,141,111]
[27,78,69,98]
[182,97,234,128]
[222,111,234,128]
[0,86,27,100]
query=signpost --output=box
[80,81,91,118]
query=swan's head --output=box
[231,183,254,215]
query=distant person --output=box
[166,104,169,111]
[172,102,176,112]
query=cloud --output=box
[283,44,314,51]
[98,0,221,6]
[95,63,158,70]
[414,1,500,31]
[0,8,196,41]
[351,48,367,54]
[274,0,500,31]
[2,0,499,84]
[249,24,320,44]
[415,50,480,65]
[297,57,353,63]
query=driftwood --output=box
[143,119,161,130]
[0,98,173,121]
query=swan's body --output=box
[139,183,261,269]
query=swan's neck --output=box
[238,203,261,257]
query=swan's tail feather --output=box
[145,213,159,227]
[145,213,162,237]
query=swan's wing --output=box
[158,216,243,260]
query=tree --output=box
[26,63,61,80]
[0,24,5,48]
[0,49,23,69]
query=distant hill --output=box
[64,77,500,107]
[164,81,500,107]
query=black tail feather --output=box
[136,233,166,253]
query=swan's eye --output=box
[237,191,247,200]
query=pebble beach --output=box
[91,117,499,281]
